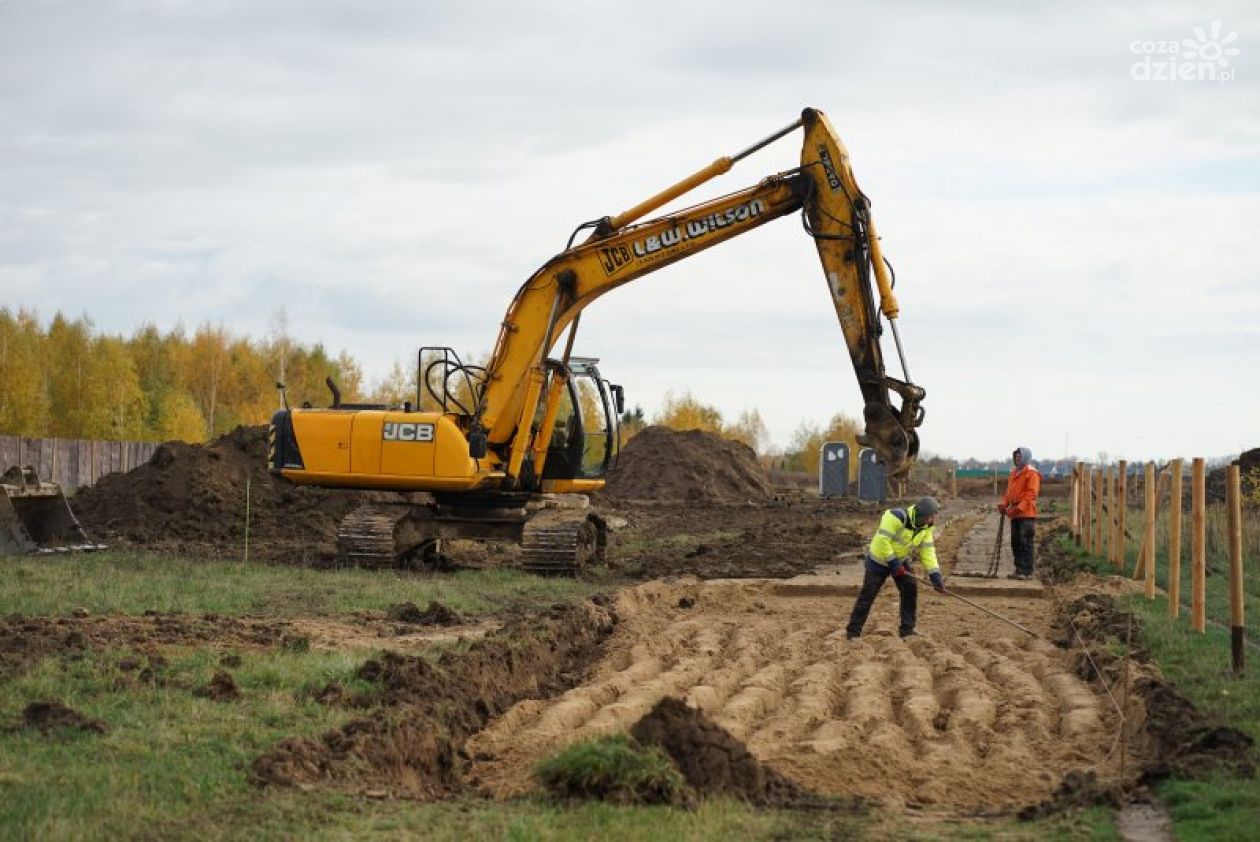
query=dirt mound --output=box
[630,697,807,807]
[1059,595,1255,783]
[252,599,616,798]
[22,701,108,734]
[195,671,241,702]
[71,426,403,563]
[386,601,462,626]
[1207,447,1260,504]
[604,427,774,503]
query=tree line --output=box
[0,309,860,478]
[0,309,366,442]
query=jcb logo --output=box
[383,422,435,442]
[599,244,634,277]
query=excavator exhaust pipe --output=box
[0,467,104,555]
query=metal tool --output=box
[916,574,1039,637]
[987,513,1005,578]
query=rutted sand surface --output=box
[467,577,1117,809]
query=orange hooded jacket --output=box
[1001,449,1041,519]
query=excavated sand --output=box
[468,577,1120,810]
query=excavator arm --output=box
[477,107,925,477]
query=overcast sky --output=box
[2,1,1257,462]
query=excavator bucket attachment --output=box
[861,403,913,479]
[0,467,104,555]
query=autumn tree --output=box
[784,412,862,479]
[0,308,51,436]
[654,390,724,435]
[724,408,769,453]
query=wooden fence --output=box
[0,435,158,492]
[1070,459,1248,673]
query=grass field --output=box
[0,551,615,617]
[0,547,1130,840]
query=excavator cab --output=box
[540,357,621,483]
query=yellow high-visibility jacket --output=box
[868,505,939,573]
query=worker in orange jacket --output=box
[999,446,1040,580]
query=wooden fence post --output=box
[1073,462,1085,543]
[1192,457,1206,634]
[1093,469,1104,555]
[1227,465,1245,673]
[1118,461,1128,570]
[1144,462,1156,600]
[1083,465,1093,553]
[951,467,957,499]
[1168,458,1183,618]
[1108,467,1120,569]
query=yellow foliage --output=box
[785,413,862,480]
[0,308,375,444]
[653,390,724,436]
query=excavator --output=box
[269,107,926,573]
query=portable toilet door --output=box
[819,442,850,498]
[858,448,887,503]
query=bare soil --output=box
[252,599,616,798]
[0,611,496,679]
[604,427,775,503]
[70,426,415,563]
[20,700,108,734]
[629,696,810,807]
[467,576,1122,810]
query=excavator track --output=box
[336,504,413,568]
[519,513,605,576]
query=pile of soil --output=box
[71,426,402,563]
[629,697,809,807]
[195,671,241,702]
[22,700,108,734]
[1207,447,1260,504]
[251,598,616,798]
[604,427,775,503]
[386,601,462,626]
[1057,595,1255,783]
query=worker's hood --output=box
[1014,446,1032,468]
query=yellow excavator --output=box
[269,107,926,572]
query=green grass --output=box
[1123,596,1260,841]
[0,550,614,617]
[535,735,687,806]
[0,646,364,839]
[1105,501,1260,625]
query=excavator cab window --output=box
[541,358,619,481]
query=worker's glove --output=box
[929,571,945,593]
[890,559,908,579]
[997,503,1008,515]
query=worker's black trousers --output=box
[846,556,918,637]
[1011,517,1036,575]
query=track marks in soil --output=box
[467,578,1118,809]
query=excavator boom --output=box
[479,107,924,475]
